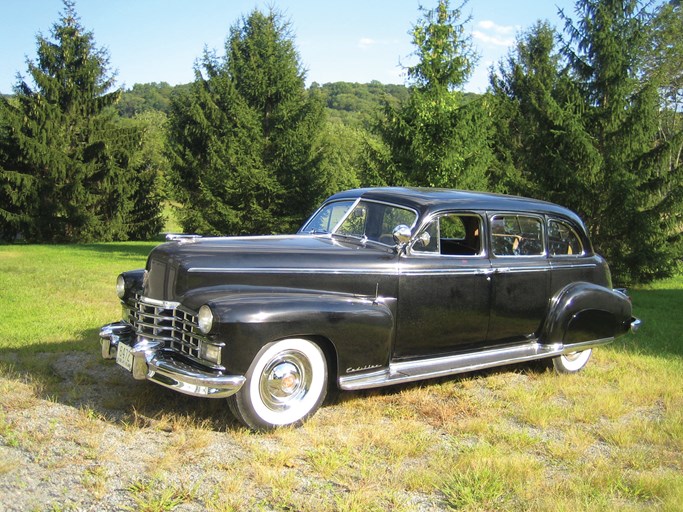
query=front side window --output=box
[490,215,544,256]
[413,213,483,256]
[548,219,584,256]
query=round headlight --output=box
[116,275,126,299]
[198,305,214,334]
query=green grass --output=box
[0,243,156,350]
[0,244,682,511]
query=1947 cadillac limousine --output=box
[99,187,640,430]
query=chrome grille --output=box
[129,294,205,360]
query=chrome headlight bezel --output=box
[197,305,214,335]
[116,274,126,299]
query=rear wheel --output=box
[228,338,328,431]
[552,349,592,374]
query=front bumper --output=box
[99,323,245,399]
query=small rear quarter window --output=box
[548,219,584,256]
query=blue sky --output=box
[1,0,578,95]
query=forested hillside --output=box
[117,80,414,127]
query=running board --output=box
[339,338,613,391]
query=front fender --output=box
[540,282,633,345]
[204,291,395,379]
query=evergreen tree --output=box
[0,96,35,240]
[376,0,493,190]
[167,9,328,235]
[0,0,155,242]
[645,1,683,186]
[490,0,683,282]
[489,22,581,198]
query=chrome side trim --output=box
[399,268,490,276]
[188,267,396,275]
[339,338,614,391]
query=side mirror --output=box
[392,224,412,246]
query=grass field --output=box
[0,243,682,511]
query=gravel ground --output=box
[0,351,252,512]
[0,350,447,512]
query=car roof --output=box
[326,187,586,226]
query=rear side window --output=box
[548,219,584,256]
[490,215,544,256]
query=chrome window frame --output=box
[306,198,419,247]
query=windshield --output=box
[301,199,417,245]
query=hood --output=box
[143,234,399,304]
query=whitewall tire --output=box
[552,349,592,374]
[228,338,328,431]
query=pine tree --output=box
[168,8,328,235]
[376,0,493,190]
[0,0,153,242]
[490,0,683,282]
[489,21,581,198]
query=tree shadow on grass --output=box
[0,333,243,433]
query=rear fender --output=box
[540,282,632,345]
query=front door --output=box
[394,213,492,359]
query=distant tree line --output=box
[0,0,681,283]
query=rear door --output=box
[486,213,550,344]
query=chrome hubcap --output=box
[259,351,311,411]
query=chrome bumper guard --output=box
[99,323,245,399]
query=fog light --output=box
[200,342,222,365]
[198,305,214,334]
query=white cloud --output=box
[472,20,516,47]
[358,37,377,49]
[477,20,516,35]
[472,30,514,47]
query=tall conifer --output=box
[490,0,683,282]
[168,9,327,235]
[0,0,159,242]
[377,0,493,190]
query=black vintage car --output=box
[100,188,639,430]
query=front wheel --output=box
[552,349,592,374]
[228,338,328,431]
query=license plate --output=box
[116,342,135,372]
